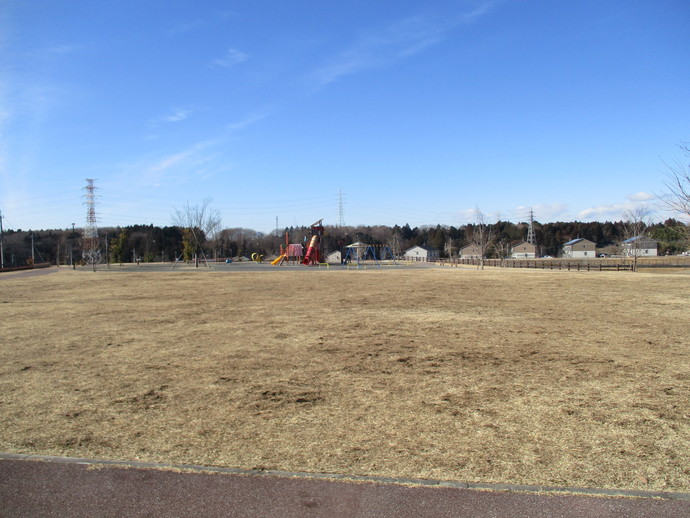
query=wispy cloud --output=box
[310,2,498,87]
[41,44,80,56]
[162,108,191,123]
[514,203,571,222]
[626,192,656,202]
[226,109,271,131]
[577,204,628,221]
[212,48,248,68]
[116,139,223,189]
[577,195,659,222]
[168,11,237,36]
[460,0,500,23]
[311,15,444,86]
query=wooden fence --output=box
[0,262,53,274]
[439,256,690,271]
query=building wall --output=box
[511,243,536,259]
[623,246,658,257]
[459,245,482,259]
[404,246,439,262]
[563,240,596,258]
[326,251,342,263]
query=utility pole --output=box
[71,223,76,269]
[31,232,35,263]
[0,209,4,269]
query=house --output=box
[458,244,483,259]
[622,236,658,257]
[404,245,440,262]
[326,250,342,264]
[511,241,536,259]
[562,238,596,258]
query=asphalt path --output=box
[1,455,689,518]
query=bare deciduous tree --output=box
[662,143,690,219]
[444,236,456,259]
[173,199,222,266]
[470,208,495,270]
[388,231,402,259]
[621,206,652,271]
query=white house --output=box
[562,238,596,258]
[511,241,537,259]
[622,236,658,257]
[326,250,342,264]
[404,245,440,262]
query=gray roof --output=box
[405,245,439,252]
[622,235,657,244]
[563,238,584,246]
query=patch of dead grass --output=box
[0,267,688,491]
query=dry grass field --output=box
[1,265,688,492]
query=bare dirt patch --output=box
[0,267,688,491]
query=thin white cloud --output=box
[626,192,656,202]
[212,48,248,68]
[23,43,82,60]
[311,16,444,86]
[168,11,236,36]
[226,109,271,132]
[577,192,662,221]
[457,208,478,224]
[513,203,571,222]
[118,139,222,189]
[577,201,659,222]
[461,0,500,23]
[310,2,498,87]
[576,204,623,220]
[41,44,80,55]
[162,108,191,123]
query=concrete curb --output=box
[2,452,688,501]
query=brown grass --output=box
[0,266,688,491]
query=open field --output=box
[1,265,688,492]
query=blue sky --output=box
[1,0,689,233]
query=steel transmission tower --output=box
[82,178,101,268]
[337,188,345,227]
[526,209,535,244]
[526,208,537,252]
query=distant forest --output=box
[1,219,688,268]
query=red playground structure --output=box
[271,219,324,266]
[301,219,324,265]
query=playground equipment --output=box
[272,219,324,266]
[251,253,264,263]
[302,219,324,265]
[342,242,397,267]
[272,232,304,265]
[270,219,397,268]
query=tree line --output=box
[1,218,687,268]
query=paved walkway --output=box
[2,454,689,517]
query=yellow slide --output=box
[271,253,287,266]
